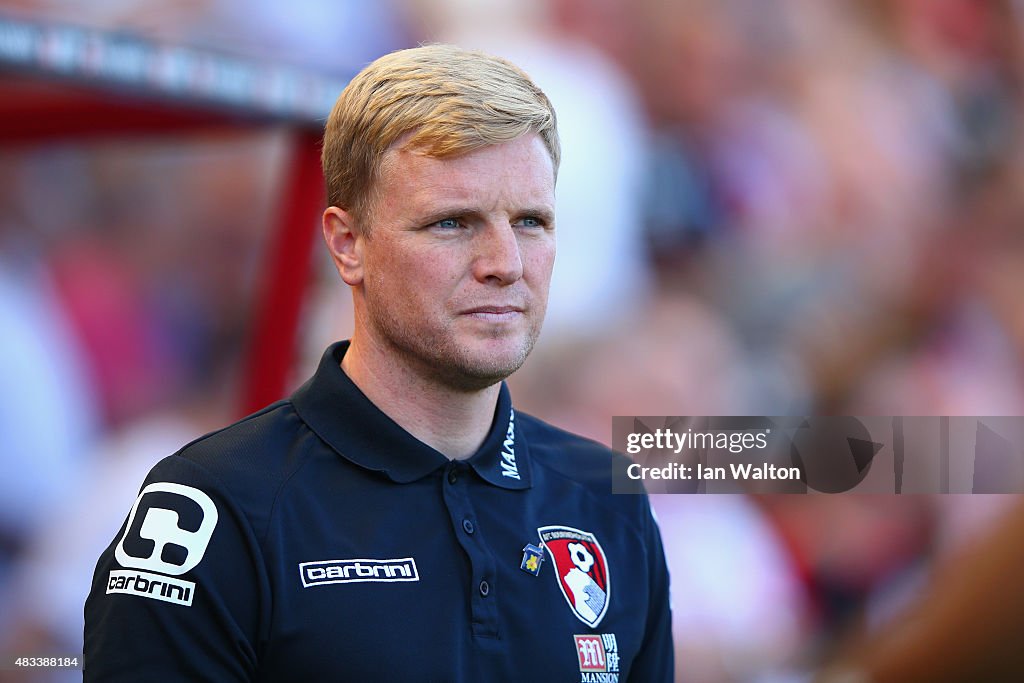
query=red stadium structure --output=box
[0,13,347,415]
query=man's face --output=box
[357,133,556,391]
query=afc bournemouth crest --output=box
[538,525,610,628]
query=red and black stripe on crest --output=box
[579,538,607,590]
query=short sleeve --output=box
[626,496,674,682]
[84,454,269,682]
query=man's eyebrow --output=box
[413,206,555,224]
[411,206,482,225]
[517,207,556,223]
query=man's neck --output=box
[340,336,501,460]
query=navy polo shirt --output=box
[85,342,673,682]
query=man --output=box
[85,44,673,681]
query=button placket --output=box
[441,462,498,638]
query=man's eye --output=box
[432,218,461,229]
[517,216,545,228]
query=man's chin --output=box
[432,342,534,392]
[442,356,527,392]
[378,322,539,392]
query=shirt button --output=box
[462,519,475,534]
[447,469,457,485]
[479,580,490,597]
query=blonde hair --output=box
[321,44,560,232]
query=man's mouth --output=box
[461,305,525,321]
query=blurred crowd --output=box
[2,0,1024,681]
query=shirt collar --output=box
[291,341,532,489]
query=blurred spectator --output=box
[36,133,288,427]
[653,495,812,683]
[817,496,1024,683]
[0,152,99,637]
[759,496,935,651]
[0,130,286,675]
[0,349,238,683]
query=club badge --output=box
[538,525,610,628]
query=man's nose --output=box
[472,222,524,284]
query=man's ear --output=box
[323,206,364,286]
